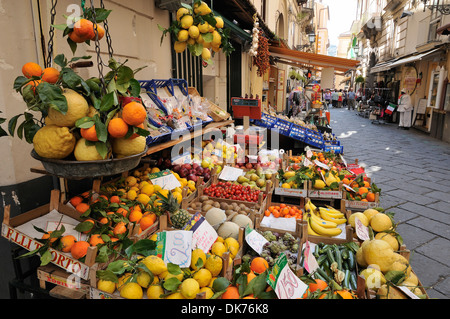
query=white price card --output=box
[339,154,348,168]
[303,157,313,167]
[355,217,370,241]
[219,166,244,181]
[314,159,330,170]
[267,253,308,299]
[306,149,313,158]
[183,213,218,254]
[148,169,182,191]
[156,230,193,268]
[245,226,269,255]
[303,241,319,274]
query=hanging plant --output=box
[158,0,234,66]
[253,30,270,77]
[355,75,365,83]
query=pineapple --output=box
[156,191,192,229]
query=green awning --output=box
[213,10,252,42]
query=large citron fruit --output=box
[47,88,89,127]
[112,135,146,158]
[74,137,106,161]
[33,125,76,159]
[362,239,395,273]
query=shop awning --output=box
[268,46,360,73]
[370,48,442,74]
[213,10,252,42]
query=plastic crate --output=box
[304,135,324,149]
[261,113,277,128]
[272,118,292,136]
[289,124,307,142]
[146,130,172,147]
[324,145,344,154]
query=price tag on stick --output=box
[156,230,193,268]
[245,226,269,255]
[355,217,370,241]
[303,241,319,274]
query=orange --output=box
[109,195,120,204]
[80,125,98,142]
[128,209,143,223]
[108,118,129,138]
[335,290,355,299]
[363,181,370,188]
[81,191,91,198]
[70,240,90,259]
[243,294,255,299]
[41,67,60,84]
[25,80,42,93]
[366,192,375,202]
[22,62,43,78]
[41,231,58,245]
[139,215,155,231]
[342,178,350,185]
[89,234,105,247]
[98,217,109,225]
[358,187,368,195]
[69,196,83,207]
[73,18,95,42]
[246,271,256,284]
[116,207,129,217]
[221,286,240,299]
[60,235,77,253]
[92,23,105,40]
[113,221,127,236]
[250,257,269,274]
[68,31,86,43]
[76,202,90,214]
[122,102,147,126]
[308,279,327,293]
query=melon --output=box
[231,214,253,229]
[205,208,226,229]
[217,221,240,240]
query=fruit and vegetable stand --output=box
[1,0,429,302]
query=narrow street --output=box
[329,107,450,299]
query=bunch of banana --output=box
[304,199,346,237]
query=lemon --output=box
[360,267,386,290]
[187,180,196,191]
[194,1,211,15]
[141,184,154,197]
[212,45,221,53]
[137,271,152,288]
[177,30,189,42]
[137,193,150,205]
[74,137,105,161]
[211,241,227,257]
[281,183,291,189]
[151,167,160,173]
[97,279,116,294]
[116,273,132,291]
[147,284,164,299]
[191,248,206,270]
[211,30,222,46]
[215,236,224,243]
[141,255,167,276]
[363,208,379,222]
[180,278,200,299]
[201,48,211,61]
[188,25,200,39]
[44,116,56,125]
[362,239,395,273]
[160,270,183,281]
[387,253,411,276]
[120,282,143,299]
[112,135,146,158]
[215,16,224,29]
[370,213,393,232]
[348,212,369,228]
[198,21,210,33]
[199,287,214,299]
[375,232,399,251]
[224,237,239,258]
[313,179,326,189]
[47,88,89,127]
[158,189,169,198]
[127,189,137,201]
[166,292,185,299]
[125,176,137,187]
[33,125,76,159]
[180,15,194,29]
[193,268,212,287]
[196,34,205,44]
[176,7,190,21]
[205,255,223,277]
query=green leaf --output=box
[106,260,131,275]
[130,239,157,256]
[8,114,22,137]
[99,92,116,112]
[67,37,78,54]
[24,122,40,144]
[167,263,182,275]
[54,54,68,68]
[74,220,94,234]
[36,82,68,114]
[75,117,95,129]
[95,141,109,159]
[40,249,53,266]
[13,76,30,91]
[202,32,213,43]
[51,24,68,31]
[163,277,182,292]
[129,79,141,98]
[60,68,83,90]
[96,269,119,283]
[116,66,134,85]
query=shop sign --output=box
[345,200,378,210]
[402,66,417,94]
[275,187,307,197]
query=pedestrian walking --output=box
[337,89,343,108]
[324,90,331,107]
[347,88,356,110]
[343,90,348,108]
[397,89,413,130]
[331,90,338,107]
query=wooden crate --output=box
[341,191,380,211]
[307,180,344,201]
[1,190,99,281]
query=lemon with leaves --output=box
[120,282,143,299]
[47,88,89,127]
[180,278,200,299]
[177,29,189,42]
[33,125,76,159]
[174,41,187,53]
[180,15,194,29]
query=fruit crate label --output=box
[219,166,244,181]
[275,187,307,197]
[303,241,319,274]
[38,269,82,290]
[148,169,181,191]
[89,287,115,299]
[345,200,378,210]
[244,226,269,255]
[183,213,217,254]
[156,230,193,268]
[342,184,356,193]
[355,217,370,241]
[1,223,90,280]
[303,157,313,166]
[172,153,192,165]
[308,190,342,199]
[267,253,308,299]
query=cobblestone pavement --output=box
[329,107,450,299]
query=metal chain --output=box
[100,0,114,59]
[90,0,106,94]
[46,0,58,68]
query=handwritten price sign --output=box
[267,253,308,299]
[245,226,269,255]
[157,230,193,268]
[355,217,370,241]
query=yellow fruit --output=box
[141,255,167,276]
[120,282,143,299]
[112,135,146,158]
[193,268,212,287]
[198,21,210,33]
[137,194,150,205]
[177,29,189,42]
[116,273,132,291]
[377,284,407,299]
[402,271,419,286]
[356,246,367,267]
[215,236,224,243]
[199,287,214,299]
[176,7,190,21]
[194,1,212,15]
[281,183,291,189]
[180,15,194,29]
[180,278,200,299]
[137,271,152,288]
[191,248,206,270]
[205,255,223,277]
[141,184,154,197]
[201,48,211,61]
[126,176,138,187]
[370,213,393,232]
[188,25,200,39]
[174,41,187,53]
[127,189,137,201]
[215,16,224,29]
[87,105,99,118]
[97,279,116,294]
[224,237,240,258]
[387,253,411,276]
[375,232,399,251]
[196,34,205,44]
[211,30,222,46]
[360,267,386,290]
[147,284,164,299]
[74,137,105,161]
[47,89,89,127]
[166,292,185,299]
[363,208,380,222]
[151,167,160,173]
[362,239,395,273]
[187,180,196,191]
[172,191,182,204]
[313,179,326,189]
[211,241,227,257]
[33,125,76,159]
[348,212,369,228]
[160,271,183,281]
